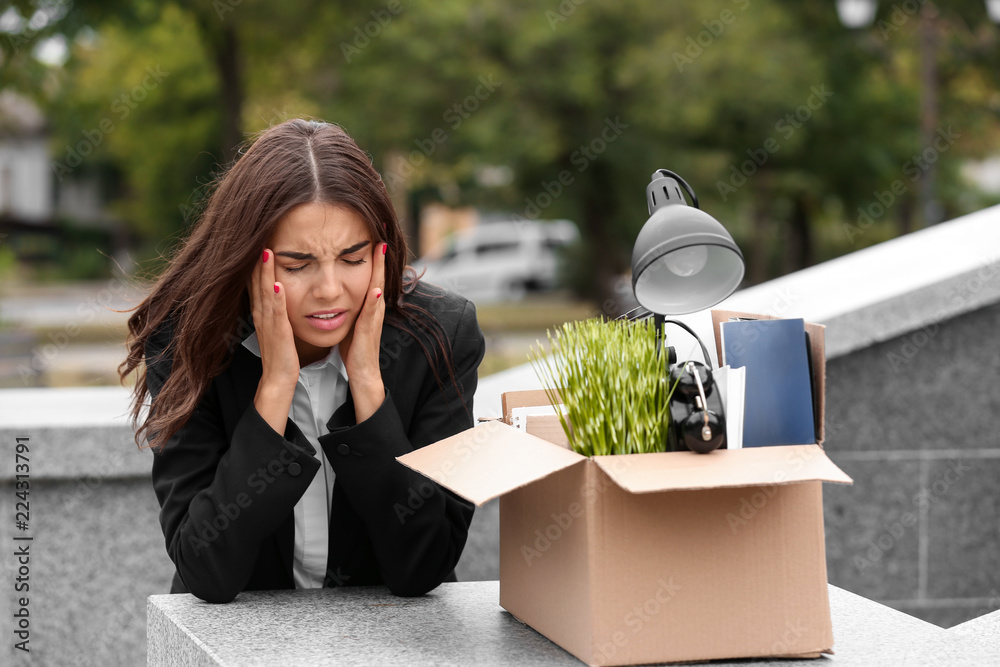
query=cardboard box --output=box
[398,316,852,666]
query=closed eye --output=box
[282,265,307,273]
[343,257,367,266]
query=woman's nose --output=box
[311,265,343,301]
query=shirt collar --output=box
[241,332,348,380]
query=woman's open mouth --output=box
[306,310,348,331]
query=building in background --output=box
[0,89,124,273]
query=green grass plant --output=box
[529,317,679,456]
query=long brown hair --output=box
[119,119,458,451]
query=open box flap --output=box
[592,444,853,494]
[396,420,585,506]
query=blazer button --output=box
[337,443,351,456]
[287,462,302,477]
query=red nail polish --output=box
[382,243,387,256]
[263,250,269,263]
[274,284,280,294]
[376,289,382,299]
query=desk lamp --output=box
[630,169,745,453]
[631,169,745,316]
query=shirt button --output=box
[287,462,302,477]
[337,443,351,456]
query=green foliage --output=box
[530,317,679,456]
[6,0,1000,293]
[47,4,222,244]
[0,243,17,286]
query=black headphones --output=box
[657,318,727,454]
[619,310,729,454]
[669,359,726,454]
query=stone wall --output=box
[0,400,172,666]
[823,300,1000,627]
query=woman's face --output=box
[268,201,373,366]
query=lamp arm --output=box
[654,169,700,209]
[627,307,715,368]
[660,318,714,369]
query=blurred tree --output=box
[6,0,998,298]
[774,0,1000,266]
[326,0,830,302]
[46,5,222,246]
[20,1,355,248]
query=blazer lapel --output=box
[279,417,319,583]
[228,344,317,587]
[227,344,264,417]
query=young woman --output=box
[119,118,485,604]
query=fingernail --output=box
[376,289,382,299]
[274,284,280,294]
[263,250,269,263]
[382,243,387,256]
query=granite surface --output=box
[0,477,174,666]
[0,386,152,480]
[925,458,1000,600]
[455,498,499,582]
[823,301,1000,453]
[147,581,998,666]
[951,607,1000,643]
[713,205,1000,360]
[822,458,922,601]
[818,300,1000,627]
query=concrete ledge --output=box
[0,386,150,480]
[147,597,223,667]
[717,205,1000,359]
[950,608,1000,643]
[147,581,998,666]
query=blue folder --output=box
[720,318,816,447]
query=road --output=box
[0,280,143,387]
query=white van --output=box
[414,219,579,303]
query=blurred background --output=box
[2,0,999,386]
[1,3,1000,662]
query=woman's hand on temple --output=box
[342,241,387,423]
[250,248,299,433]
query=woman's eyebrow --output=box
[274,250,316,260]
[338,240,371,256]
[274,241,371,261]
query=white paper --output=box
[510,404,566,432]
[712,365,745,450]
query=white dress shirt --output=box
[242,333,348,589]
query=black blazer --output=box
[146,283,484,603]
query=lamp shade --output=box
[631,171,744,315]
